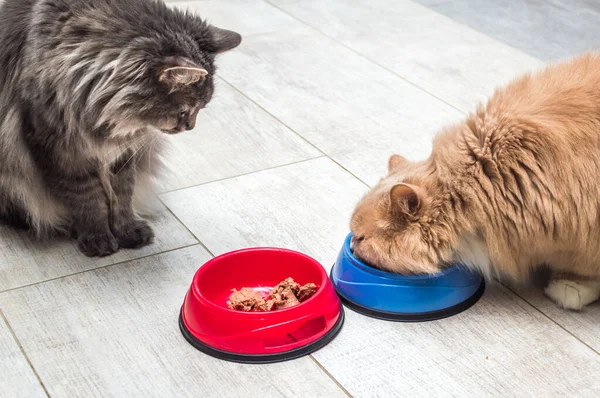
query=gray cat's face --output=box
[140,57,217,135]
[103,26,241,137]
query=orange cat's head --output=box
[350,154,451,275]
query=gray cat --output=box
[0,0,241,256]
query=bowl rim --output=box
[343,233,460,280]
[192,247,328,316]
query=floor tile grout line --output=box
[0,308,51,398]
[157,197,216,257]
[0,243,201,294]
[406,0,555,63]
[328,158,371,189]
[264,0,468,115]
[264,0,550,115]
[157,155,326,196]
[309,355,354,397]
[167,1,303,40]
[216,77,372,188]
[157,198,202,247]
[217,76,328,156]
[502,283,600,356]
[407,0,547,60]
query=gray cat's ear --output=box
[159,58,208,87]
[390,184,421,215]
[388,154,407,173]
[208,26,242,54]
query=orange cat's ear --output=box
[388,154,407,173]
[390,184,420,215]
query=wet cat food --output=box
[227,278,317,312]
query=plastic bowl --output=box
[179,247,344,364]
[330,234,485,321]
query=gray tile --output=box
[161,157,367,269]
[413,0,600,60]
[514,286,600,353]
[411,0,451,5]
[170,0,301,37]
[312,283,600,396]
[265,0,303,5]
[0,246,347,398]
[0,317,46,398]
[276,0,543,111]
[0,203,196,291]
[158,81,320,192]
[573,0,600,14]
[302,104,462,186]
[216,26,462,185]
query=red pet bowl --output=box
[179,247,344,364]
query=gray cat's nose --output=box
[185,115,197,131]
[175,119,191,132]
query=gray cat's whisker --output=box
[114,135,153,176]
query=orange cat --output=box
[350,53,600,311]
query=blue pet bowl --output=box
[330,234,485,321]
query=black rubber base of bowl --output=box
[330,270,485,322]
[179,305,345,364]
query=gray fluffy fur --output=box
[0,0,241,256]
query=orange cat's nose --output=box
[350,235,364,250]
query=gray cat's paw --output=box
[114,219,155,249]
[77,231,119,257]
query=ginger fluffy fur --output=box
[351,53,600,310]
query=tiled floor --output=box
[1,0,599,397]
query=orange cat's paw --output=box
[544,279,600,311]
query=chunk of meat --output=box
[227,278,319,312]
[226,287,264,311]
[271,277,301,296]
[270,287,301,309]
[297,283,317,302]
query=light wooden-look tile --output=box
[275,0,544,111]
[217,27,461,185]
[0,203,196,292]
[312,283,600,396]
[158,82,320,192]
[170,0,302,37]
[0,317,46,398]
[0,246,347,398]
[412,0,600,60]
[514,287,600,353]
[263,0,302,5]
[161,157,367,270]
